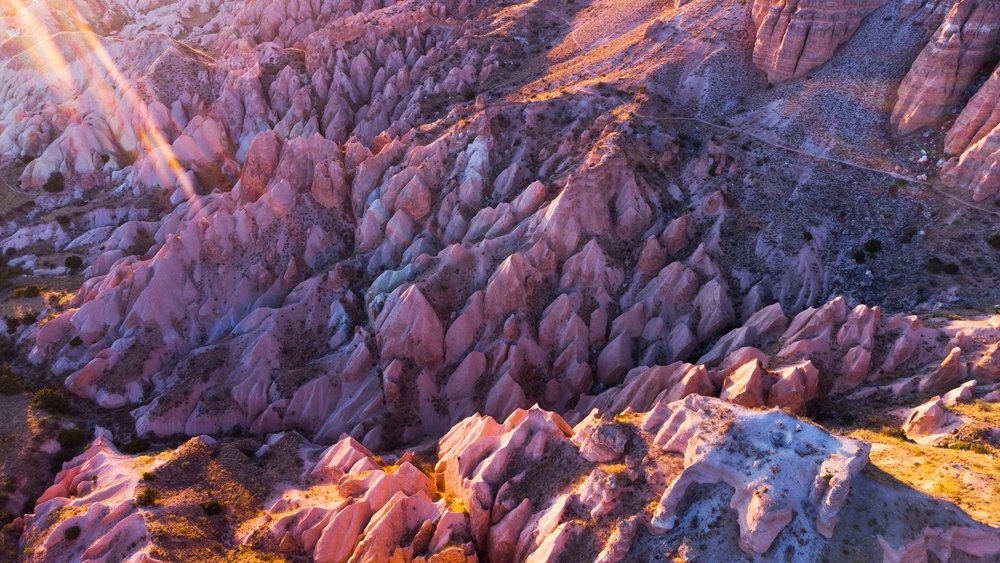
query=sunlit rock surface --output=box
[2,0,1000,560]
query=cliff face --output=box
[750,0,887,82]
[891,0,1000,135]
[939,59,1000,200]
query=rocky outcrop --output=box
[891,0,1000,135]
[26,396,950,561]
[751,0,887,82]
[941,63,1000,200]
[903,396,964,444]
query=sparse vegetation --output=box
[142,471,155,481]
[947,441,990,455]
[11,285,43,298]
[119,438,150,454]
[926,257,959,275]
[135,487,159,507]
[863,239,882,253]
[885,428,908,441]
[64,255,83,270]
[0,365,24,395]
[42,172,65,193]
[200,499,224,515]
[57,427,87,451]
[31,388,69,414]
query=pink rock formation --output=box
[903,397,964,443]
[919,346,967,394]
[892,0,1000,135]
[751,0,887,82]
[941,63,1000,199]
[32,396,958,561]
[646,395,869,553]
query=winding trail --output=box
[0,175,31,216]
[633,111,1000,219]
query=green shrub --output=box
[802,231,813,242]
[0,366,24,395]
[64,255,83,270]
[57,427,87,451]
[135,487,158,507]
[851,250,866,264]
[69,336,83,347]
[42,172,65,193]
[141,472,155,482]
[20,312,38,325]
[200,499,224,515]
[864,239,882,253]
[886,428,908,441]
[927,257,959,275]
[947,441,990,454]
[119,438,150,454]
[31,388,69,414]
[989,234,1000,249]
[63,525,81,540]
[11,285,43,298]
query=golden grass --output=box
[851,428,1000,525]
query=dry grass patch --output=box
[851,428,1000,525]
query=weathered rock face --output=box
[22,397,1000,562]
[941,62,1000,200]
[5,0,1000,559]
[891,0,1000,135]
[750,0,887,82]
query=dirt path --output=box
[633,111,1000,220]
[0,177,30,217]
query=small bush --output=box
[200,499,224,515]
[989,234,1000,249]
[141,472,155,482]
[927,257,959,275]
[63,525,81,540]
[851,250,866,264]
[947,441,990,454]
[31,388,69,414]
[57,427,87,451]
[12,286,43,298]
[119,438,150,454]
[5,318,17,334]
[135,487,158,507]
[20,312,38,325]
[864,239,882,253]
[69,336,83,347]
[42,172,65,193]
[886,428,908,441]
[802,231,813,242]
[0,366,24,395]
[64,255,83,270]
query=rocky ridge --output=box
[1,0,1000,560]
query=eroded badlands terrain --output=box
[1,0,1000,561]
